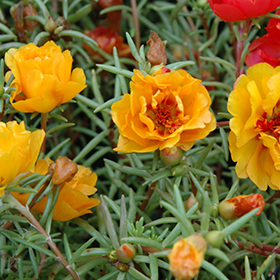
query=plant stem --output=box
[3,194,81,280]
[41,113,48,154]
[235,19,251,78]
[130,0,140,50]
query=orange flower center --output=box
[256,107,280,139]
[147,100,183,136]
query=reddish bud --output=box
[116,243,136,263]
[219,194,265,220]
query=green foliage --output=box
[0,0,279,280]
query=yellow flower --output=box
[0,121,45,197]
[12,158,100,222]
[111,69,216,153]
[168,235,207,280]
[5,41,86,113]
[228,63,280,190]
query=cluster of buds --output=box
[107,243,136,272]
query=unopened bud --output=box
[116,243,136,263]
[210,205,219,217]
[205,231,224,248]
[219,194,265,220]
[171,164,184,176]
[160,148,183,167]
[185,193,199,210]
[44,16,58,33]
[197,0,208,8]
[108,250,117,262]
[150,65,171,76]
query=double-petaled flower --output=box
[245,10,280,68]
[5,41,86,113]
[111,68,216,154]
[168,235,207,280]
[0,121,45,197]
[228,63,280,190]
[208,0,280,22]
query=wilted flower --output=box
[0,121,45,197]
[84,26,130,60]
[146,31,167,66]
[208,0,280,22]
[168,235,207,280]
[219,194,265,219]
[228,63,280,190]
[111,68,216,153]
[12,158,100,221]
[11,1,38,42]
[5,41,86,113]
[245,11,280,68]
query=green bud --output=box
[116,243,136,263]
[205,231,225,248]
[171,164,184,176]
[210,205,219,218]
[108,250,117,262]
[44,16,58,33]
[160,148,183,167]
[197,0,208,8]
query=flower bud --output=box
[171,164,184,176]
[205,231,225,248]
[116,243,136,263]
[210,204,219,217]
[197,0,208,8]
[160,148,183,167]
[185,193,199,210]
[44,16,58,33]
[150,65,171,76]
[108,250,117,262]
[219,194,265,220]
[168,235,207,280]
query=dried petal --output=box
[146,31,167,66]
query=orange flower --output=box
[5,41,86,113]
[111,69,216,153]
[228,63,280,190]
[12,158,100,222]
[84,26,130,60]
[168,235,207,280]
[219,194,265,219]
[0,121,45,197]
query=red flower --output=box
[219,194,265,219]
[208,0,280,22]
[84,26,130,61]
[245,10,280,67]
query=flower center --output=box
[256,107,280,139]
[148,102,183,136]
